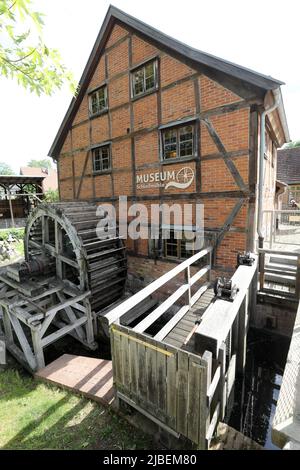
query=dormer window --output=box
[89,85,108,116]
[131,60,158,98]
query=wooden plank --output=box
[207,366,221,408]
[166,348,177,430]
[117,392,180,438]
[137,341,147,407]
[57,291,85,340]
[121,330,130,392]
[146,345,158,412]
[157,345,167,415]
[129,331,138,398]
[218,343,226,420]
[31,328,45,370]
[8,313,37,371]
[111,326,122,387]
[226,354,236,402]
[237,297,247,373]
[206,403,220,441]
[158,309,191,337]
[190,266,210,286]
[176,349,189,436]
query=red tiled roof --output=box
[20,167,58,191]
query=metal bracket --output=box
[214,277,238,302]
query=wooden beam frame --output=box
[0,278,96,372]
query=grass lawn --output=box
[0,368,156,450]
[0,228,25,266]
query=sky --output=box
[0,0,299,173]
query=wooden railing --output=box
[195,255,258,444]
[262,209,300,248]
[102,246,213,331]
[258,248,300,299]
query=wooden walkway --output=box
[164,287,215,348]
[35,354,115,405]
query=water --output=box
[228,328,290,449]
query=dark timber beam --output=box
[202,118,248,192]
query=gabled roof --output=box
[49,5,287,158]
[277,147,300,185]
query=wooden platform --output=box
[35,354,115,405]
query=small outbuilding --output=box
[0,175,44,228]
[277,147,300,208]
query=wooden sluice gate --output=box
[100,249,258,449]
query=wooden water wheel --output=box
[0,201,127,372]
[25,201,127,312]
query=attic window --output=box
[131,60,158,98]
[89,85,108,116]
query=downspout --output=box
[257,88,280,248]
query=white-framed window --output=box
[92,145,111,173]
[161,123,196,160]
[131,60,158,98]
[89,85,108,116]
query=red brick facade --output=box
[57,22,283,282]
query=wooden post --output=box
[185,266,192,307]
[202,350,212,449]
[208,249,212,282]
[237,298,247,374]
[270,211,274,249]
[295,255,300,299]
[1,306,13,345]
[31,327,45,370]
[7,188,15,228]
[218,342,226,420]
[259,250,265,291]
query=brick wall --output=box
[57,22,276,280]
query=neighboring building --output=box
[0,175,44,227]
[20,167,58,192]
[277,147,300,208]
[48,6,289,280]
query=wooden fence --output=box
[111,323,208,448]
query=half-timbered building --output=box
[49,5,290,285]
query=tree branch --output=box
[4,48,36,63]
[0,1,17,17]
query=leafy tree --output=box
[28,158,52,170]
[0,0,76,95]
[283,140,300,149]
[44,188,59,202]
[0,161,15,174]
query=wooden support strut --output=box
[202,118,248,193]
[215,198,245,247]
